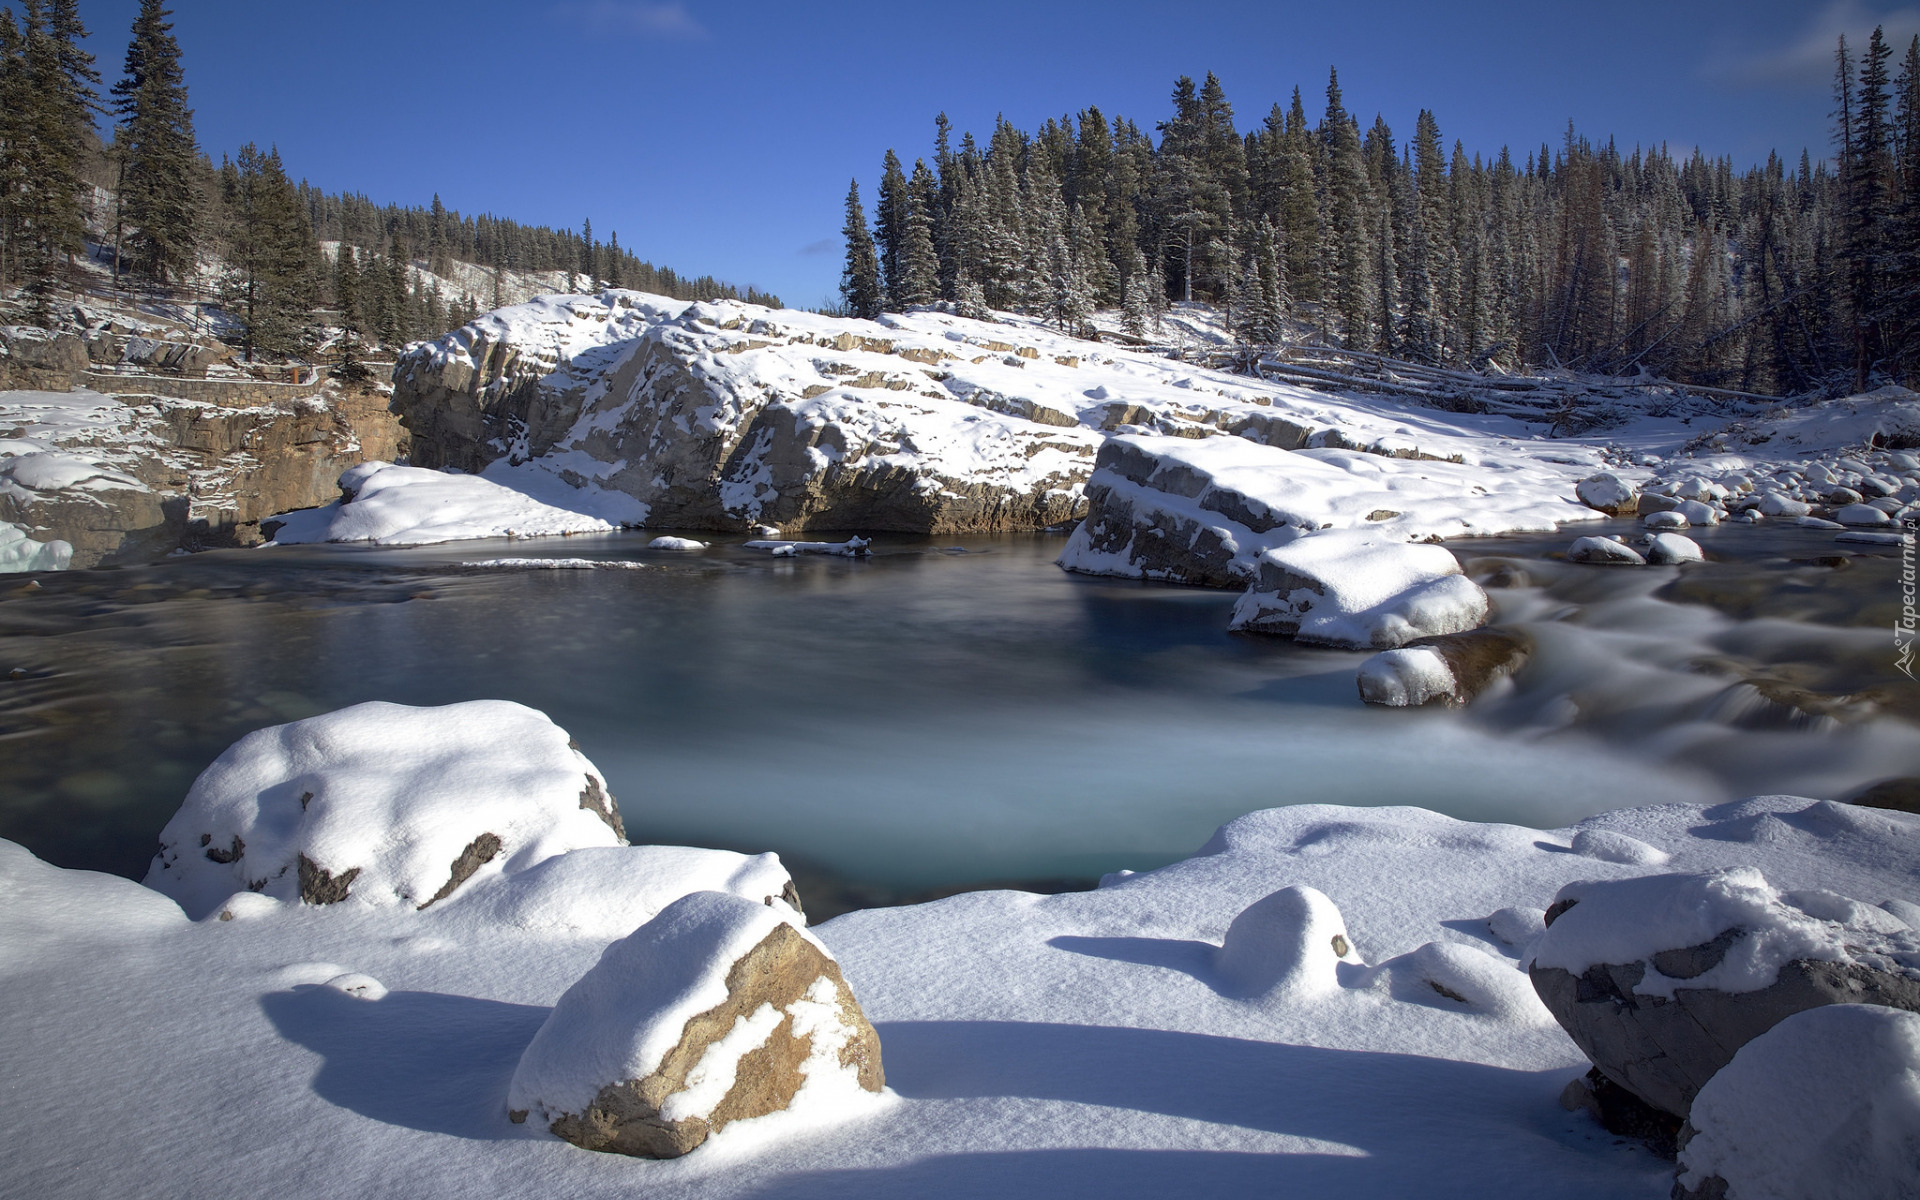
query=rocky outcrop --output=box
[509,891,883,1158]
[0,326,89,391]
[1,385,406,568]
[392,293,1095,534]
[1529,869,1920,1120]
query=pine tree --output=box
[839,179,882,318]
[113,0,198,286]
[899,161,940,307]
[606,230,624,289]
[1320,69,1376,349]
[12,0,99,312]
[876,149,910,308]
[1886,36,1920,383]
[217,145,318,361]
[333,242,360,333]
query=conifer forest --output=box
[0,0,776,361]
[842,43,1920,398]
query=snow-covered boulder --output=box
[1567,536,1646,565]
[264,462,618,547]
[1356,627,1531,707]
[0,523,71,572]
[1675,1004,1920,1200]
[1673,499,1719,526]
[1836,502,1893,527]
[1575,472,1638,516]
[1528,865,1920,1118]
[507,890,884,1158]
[145,700,628,918]
[646,536,707,551]
[1215,885,1364,1000]
[1758,491,1812,518]
[1643,509,1689,530]
[1645,532,1704,564]
[1228,532,1489,649]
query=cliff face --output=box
[0,385,408,568]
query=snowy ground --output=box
[1,695,1915,1197]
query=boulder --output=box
[1645,533,1704,564]
[508,891,883,1158]
[144,700,629,918]
[1575,473,1639,515]
[1673,500,1719,526]
[0,326,88,390]
[1757,492,1812,518]
[1529,868,1920,1118]
[1836,502,1893,527]
[1675,1004,1920,1200]
[1228,532,1488,649]
[1568,536,1646,565]
[1643,509,1689,530]
[1356,627,1531,707]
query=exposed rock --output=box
[1848,777,1920,813]
[1530,869,1920,1119]
[1559,1067,1681,1158]
[0,326,89,390]
[509,891,883,1158]
[1356,627,1531,707]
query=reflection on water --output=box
[1,525,1915,908]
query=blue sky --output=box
[47,0,1920,307]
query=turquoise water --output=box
[1,527,1913,913]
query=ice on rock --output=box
[507,891,884,1158]
[144,700,628,919]
[1215,885,1364,1000]
[1645,532,1704,564]
[1567,536,1646,565]
[1229,532,1489,649]
[1676,1005,1920,1200]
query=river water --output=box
[2,525,1915,915]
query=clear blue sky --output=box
[45,0,1920,307]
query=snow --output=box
[1355,646,1458,706]
[743,537,872,558]
[0,521,70,571]
[1228,531,1489,649]
[265,462,618,546]
[649,536,709,551]
[4,765,1920,1196]
[1643,509,1688,529]
[1677,1004,1920,1200]
[1531,864,1920,998]
[507,890,828,1125]
[1567,535,1647,565]
[143,700,627,918]
[1837,502,1893,526]
[1574,473,1635,510]
[1644,532,1703,564]
[480,846,798,941]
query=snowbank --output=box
[265,462,618,546]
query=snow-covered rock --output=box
[1757,491,1812,518]
[1645,532,1704,564]
[265,462,618,546]
[1215,885,1364,1000]
[144,700,629,918]
[647,536,708,551]
[0,522,71,571]
[1356,628,1531,707]
[507,890,884,1158]
[1673,499,1719,526]
[1642,509,1688,530]
[1529,863,1920,1117]
[1228,532,1489,649]
[1575,472,1638,515]
[1676,1004,1920,1200]
[1567,536,1646,565]
[1836,502,1893,527]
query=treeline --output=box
[843,39,1920,396]
[0,0,777,363]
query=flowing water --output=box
[2,525,1914,916]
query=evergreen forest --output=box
[841,40,1920,398]
[0,0,777,362]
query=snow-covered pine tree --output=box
[1320,69,1376,350]
[981,119,1029,311]
[839,179,883,319]
[877,149,911,309]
